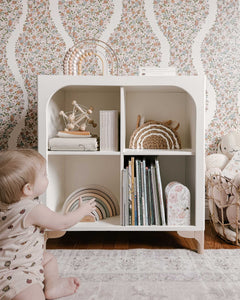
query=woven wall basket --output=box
[206,174,240,246]
[129,120,181,150]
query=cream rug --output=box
[50,249,240,300]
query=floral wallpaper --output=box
[0,0,239,153]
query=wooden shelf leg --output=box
[177,230,204,254]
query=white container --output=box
[165,181,191,226]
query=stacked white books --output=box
[139,67,176,76]
[100,110,119,151]
[48,131,98,151]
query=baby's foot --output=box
[45,277,80,299]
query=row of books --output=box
[122,157,166,226]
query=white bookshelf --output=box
[38,75,205,253]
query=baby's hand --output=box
[78,197,96,216]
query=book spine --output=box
[138,160,143,225]
[121,169,125,225]
[151,164,160,225]
[134,177,138,225]
[135,159,141,225]
[122,168,129,226]
[146,167,151,225]
[147,168,153,225]
[127,163,132,225]
[131,157,135,226]
[142,159,148,225]
[140,161,146,225]
[155,159,166,225]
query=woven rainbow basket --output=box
[129,120,181,150]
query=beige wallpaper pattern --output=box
[0,0,239,153]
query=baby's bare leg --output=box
[43,251,80,299]
[12,283,45,300]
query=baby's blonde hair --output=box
[0,149,45,204]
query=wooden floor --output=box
[46,221,240,251]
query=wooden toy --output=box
[63,39,119,76]
[59,100,97,132]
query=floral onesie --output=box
[0,199,45,300]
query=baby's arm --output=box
[25,198,96,230]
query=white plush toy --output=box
[205,130,240,177]
[218,130,240,158]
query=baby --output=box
[0,149,96,300]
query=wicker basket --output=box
[206,173,240,246]
[129,120,181,150]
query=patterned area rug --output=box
[50,249,240,300]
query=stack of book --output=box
[100,110,119,151]
[122,157,166,226]
[48,131,98,151]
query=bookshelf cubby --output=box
[38,75,205,253]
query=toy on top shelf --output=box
[129,115,181,150]
[59,100,97,132]
[48,101,99,151]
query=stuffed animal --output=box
[205,130,240,178]
[218,131,240,158]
